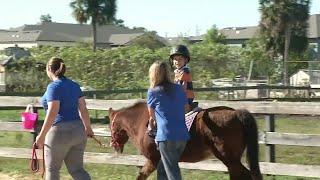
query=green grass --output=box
[255,115,320,165]
[256,115,320,134]
[0,110,320,179]
[0,108,108,123]
[0,108,26,122]
[1,157,319,180]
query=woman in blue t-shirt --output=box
[147,61,190,180]
[35,57,93,180]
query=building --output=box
[0,22,146,49]
[0,55,12,92]
[290,69,320,86]
[219,26,259,47]
[220,14,320,54]
[0,46,31,92]
[165,14,320,58]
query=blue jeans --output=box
[157,141,187,180]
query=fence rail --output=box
[1,96,320,178]
[1,96,320,115]
[1,122,320,148]
[1,85,320,101]
[0,147,319,178]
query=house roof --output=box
[0,22,145,45]
[165,14,320,44]
[219,26,259,40]
[301,69,320,78]
[165,37,183,46]
[109,33,144,46]
[220,14,320,40]
[0,55,13,66]
[0,30,41,42]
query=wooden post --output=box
[31,106,38,145]
[93,94,97,119]
[265,114,275,162]
[307,86,311,99]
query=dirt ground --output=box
[0,173,44,180]
[0,173,14,180]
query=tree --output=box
[259,0,310,85]
[203,25,226,44]
[114,18,126,27]
[40,14,52,22]
[129,31,166,50]
[240,38,278,83]
[70,0,117,51]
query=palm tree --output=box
[40,14,52,23]
[259,0,310,85]
[70,0,117,51]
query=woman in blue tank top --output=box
[35,57,93,180]
[147,61,189,180]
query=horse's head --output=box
[109,108,129,153]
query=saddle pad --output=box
[185,107,201,131]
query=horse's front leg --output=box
[137,159,156,180]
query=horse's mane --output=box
[117,101,147,113]
[207,106,235,111]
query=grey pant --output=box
[44,120,91,180]
[157,141,187,180]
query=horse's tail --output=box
[236,109,262,180]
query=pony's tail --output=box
[237,109,263,180]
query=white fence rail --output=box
[0,96,320,178]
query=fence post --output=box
[31,106,38,145]
[265,114,275,162]
[93,94,98,119]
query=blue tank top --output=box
[147,83,190,142]
[41,77,84,124]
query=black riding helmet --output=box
[169,45,190,66]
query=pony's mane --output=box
[118,101,146,113]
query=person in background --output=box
[169,44,195,112]
[35,57,93,180]
[147,61,190,180]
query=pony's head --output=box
[109,108,129,153]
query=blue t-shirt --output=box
[147,83,190,142]
[41,77,83,124]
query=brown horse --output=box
[108,102,262,180]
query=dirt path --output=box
[0,173,14,180]
[0,173,43,180]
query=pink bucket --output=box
[21,105,38,130]
[21,112,38,129]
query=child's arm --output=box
[180,70,192,93]
[148,107,157,129]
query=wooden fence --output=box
[1,85,320,101]
[0,96,320,178]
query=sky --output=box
[0,0,319,37]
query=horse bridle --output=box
[110,112,125,149]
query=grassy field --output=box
[0,109,320,179]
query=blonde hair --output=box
[149,61,172,89]
[47,57,66,78]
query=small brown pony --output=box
[109,102,262,180]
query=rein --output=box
[91,136,107,148]
[30,143,45,178]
